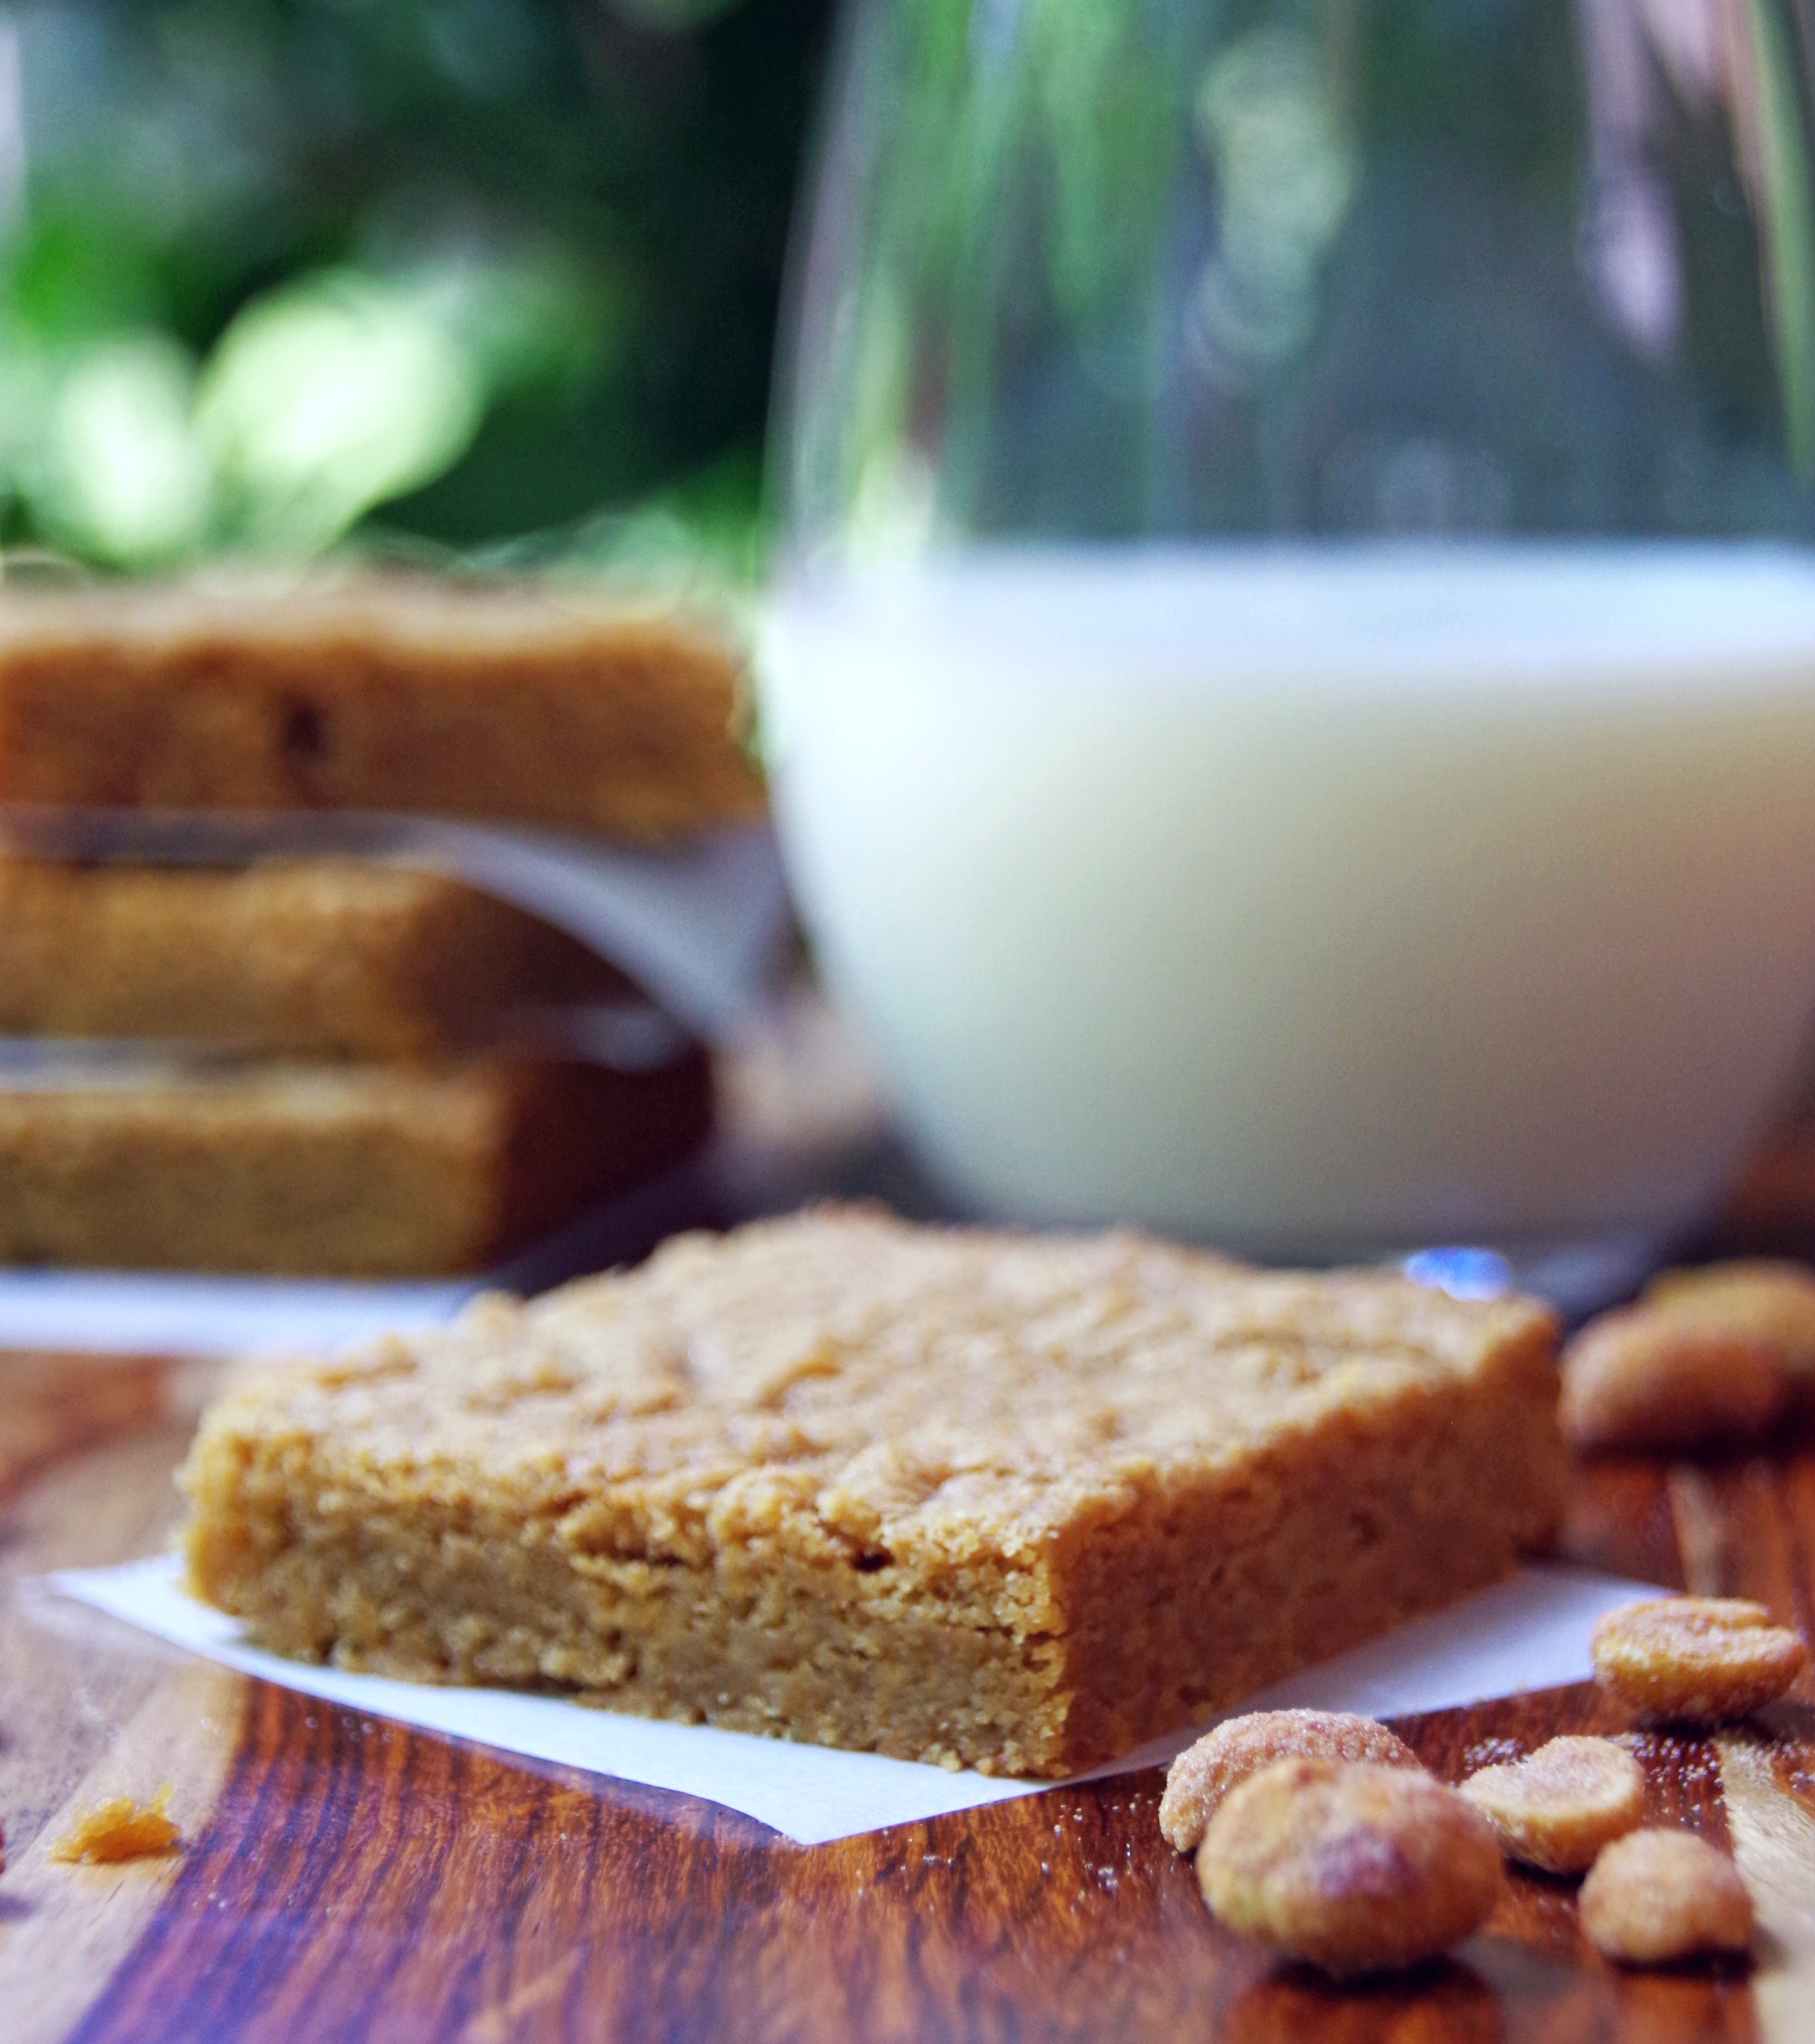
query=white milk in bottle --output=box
[759,546,1815,1254]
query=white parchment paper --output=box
[37,1558,1661,1845]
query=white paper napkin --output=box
[36,1558,1661,1846]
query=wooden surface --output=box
[6,1083,1815,2038]
[1,1361,1807,2043]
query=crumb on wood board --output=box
[48,1787,181,1866]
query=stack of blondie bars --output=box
[0,574,764,1275]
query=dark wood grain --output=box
[0,1352,168,1504]
[40,1671,1774,2044]
[53,1676,1765,2044]
[0,1398,1809,2042]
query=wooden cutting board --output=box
[0,1363,1809,2039]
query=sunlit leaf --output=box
[196,269,483,550]
[26,332,210,564]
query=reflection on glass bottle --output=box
[778,0,1815,547]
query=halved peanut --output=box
[1459,1735,1644,1873]
[1560,1308,1789,1454]
[1591,1597,1806,1723]
[1579,1829,1752,1964]
[1197,1757,1502,1976]
[1644,1261,1815,1374]
[1160,1710,1421,1853]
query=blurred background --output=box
[0,0,835,576]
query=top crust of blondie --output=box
[187,1206,1560,1573]
[0,572,764,839]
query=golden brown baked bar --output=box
[0,575,764,840]
[0,855,626,1057]
[181,1209,1564,1775]
[0,1050,710,1275]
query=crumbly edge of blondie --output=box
[0,1052,708,1274]
[1051,1312,1563,1764]
[0,595,765,838]
[0,856,623,1056]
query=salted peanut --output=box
[1645,1261,1815,1376]
[1560,1307,1789,1454]
[1579,1829,1752,1964]
[1197,1757,1503,1976]
[1458,1734,1644,1872]
[1592,1597,1807,1723]
[48,1787,181,1866]
[1160,1710,1422,1853]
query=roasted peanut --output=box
[1644,1261,1815,1375]
[1459,1735,1644,1873]
[1579,1829,1752,1964]
[1560,1307,1789,1454]
[1197,1757,1503,1976]
[1591,1597,1807,1723]
[1160,1709,1422,1853]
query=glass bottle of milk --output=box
[760,0,1815,1267]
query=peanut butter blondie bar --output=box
[0,1049,709,1273]
[0,575,764,839]
[0,856,625,1056]
[181,1209,1563,1774]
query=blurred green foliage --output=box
[0,0,832,569]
